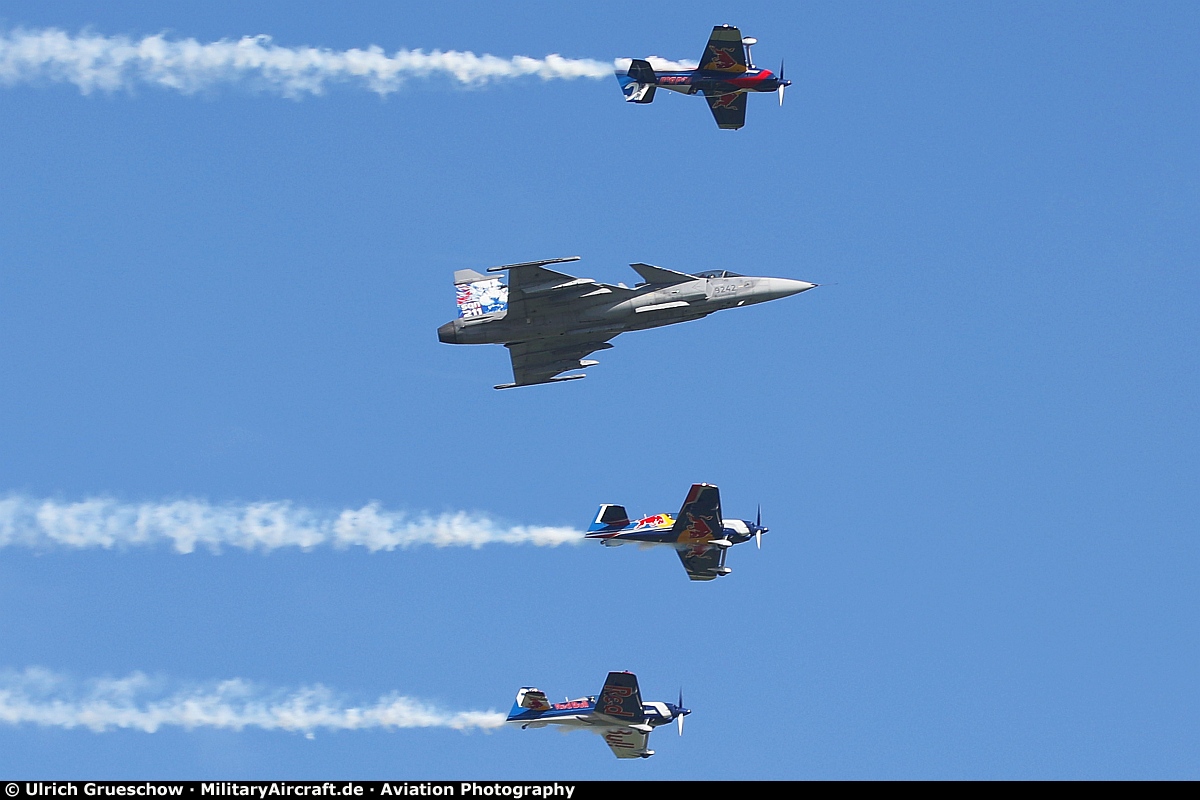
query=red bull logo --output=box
[711,92,740,109]
[681,513,715,541]
[705,46,739,71]
[634,513,670,529]
[552,700,590,710]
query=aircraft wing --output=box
[675,544,723,582]
[704,92,748,130]
[500,333,619,389]
[699,25,749,73]
[600,726,652,759]
[596,671,644,723]
[494,257,632,322]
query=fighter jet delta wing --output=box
[487,257,636,389]
[489,256,631,322]
[500,333,620,390]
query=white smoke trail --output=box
[0,495,582,553]
[0,668,505,734]
[0,28,695,97]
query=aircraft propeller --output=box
[754,505,769,549]
[777,59,787,106]
[676,689,690,736]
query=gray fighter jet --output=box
[437,257,816,389]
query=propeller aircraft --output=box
[617,24,790,129]
[507,671,690,759]
[586,483,768,581]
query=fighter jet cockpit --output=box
[695,269,744,278]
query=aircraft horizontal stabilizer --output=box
[516,688,551,711]
[588,504,630,532]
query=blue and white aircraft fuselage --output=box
[586,483,767,581]
[507,671,689,759]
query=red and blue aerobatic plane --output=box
[507,671,690,759]
[586,484,768,581]
[617,24,790,129]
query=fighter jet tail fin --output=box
[455,271,508,319]
[618,59,657,103]
[588,504,631,532]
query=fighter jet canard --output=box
[437,257,815,389]
[507,671,690,760]
[617,24,791,130]
[585,483,767,582]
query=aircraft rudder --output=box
[619,59,657,103]
[454,269,508,319]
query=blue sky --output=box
[1,0,1198,779]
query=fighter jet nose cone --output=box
[767,278,817,298]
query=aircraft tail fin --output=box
[618,59,657,103]
[454,270,508,319]
[588,504,630,532]
[597,672,645,724]
[669,483,723,543]
[508,687,551,719]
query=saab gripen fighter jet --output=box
[507,671,689,759]
[617,24,790,129]
[586,484,766,581]
[437,257,815,389]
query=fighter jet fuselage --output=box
[436,258,815,388]
[438,271,812,346]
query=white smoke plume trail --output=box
[0,668,505,734]
[0,28,695,97]
[0,495,582,553]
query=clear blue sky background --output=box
[1,0,1198,779]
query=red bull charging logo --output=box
[705,46,739,71]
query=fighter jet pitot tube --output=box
[437,257,816,389]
